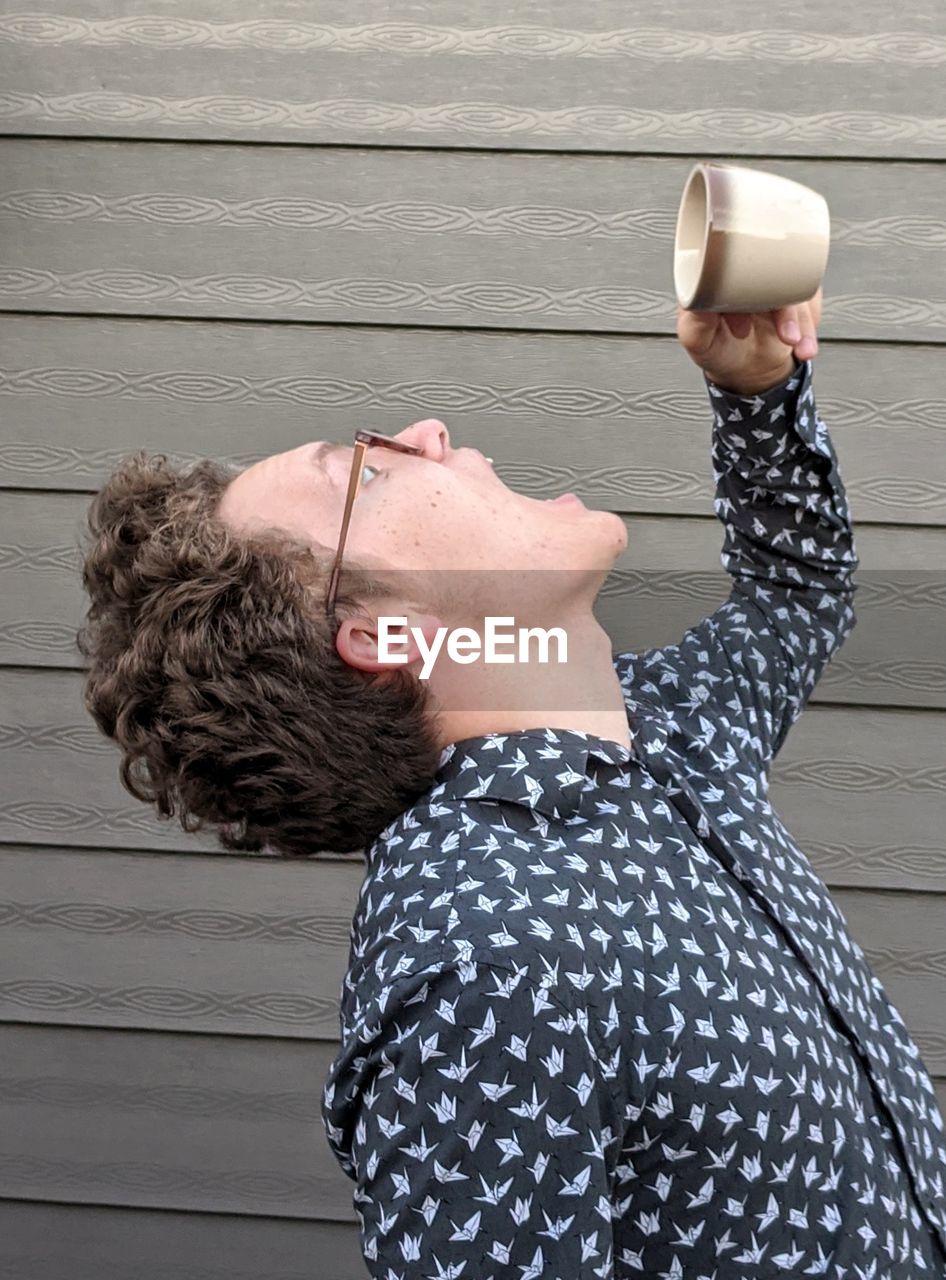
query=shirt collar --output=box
[429,724,634,821]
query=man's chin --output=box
[582,508,628,559]
[538,509,628,576]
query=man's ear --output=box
[334,607,445,674]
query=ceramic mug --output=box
[673,162,830,313]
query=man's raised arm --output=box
[701,355,859,765]
[619,294,860,775]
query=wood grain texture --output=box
[3,316,946,525]
[4,488,944,708]
[1,141,945,337]
[0,1199,369,1279]
[768,707,946,897]
[0,842,356,1037]
[0,1,943,156]
[0,1023,353,1220]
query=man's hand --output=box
[677,286,822,396]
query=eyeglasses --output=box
[324,430,423,617]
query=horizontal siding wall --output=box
[0,141,944,339]
[0,1200,370,1280]
[1,2,944,1275]
[1,1,943,156]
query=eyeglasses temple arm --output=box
[325,440,366,615]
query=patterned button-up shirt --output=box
[322,357,946,1278]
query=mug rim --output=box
[674,162,717,309]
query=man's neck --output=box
[429,608,633,752]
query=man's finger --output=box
[773,305,802,345]
[782,298,820,359]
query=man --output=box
[79,293,946,1276]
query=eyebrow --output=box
[311,442,347,477]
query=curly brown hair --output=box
[76,450,444,858]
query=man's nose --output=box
[395,419,450,461]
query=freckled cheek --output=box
[389,487,508,555]
[372,499,435,556]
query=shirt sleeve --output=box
[622,356,860,775]
[321,961,619,1279]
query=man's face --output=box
[217,419,627,619]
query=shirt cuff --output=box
[704,355,808,406]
